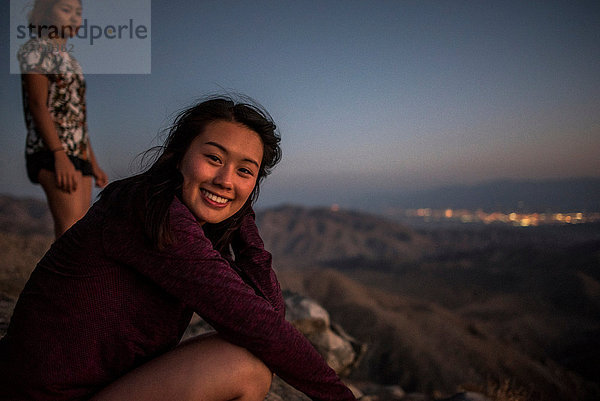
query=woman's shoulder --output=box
[17,37,66,75]
[168,196,200,227]
[95,179,142,227]
[167,196,212,247]
[17,37,50,52]
[99,182,213,257]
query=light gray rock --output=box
[265,375,311,401]
[181,313,215,341]
[284,291,366,376]
[284,291,331,332]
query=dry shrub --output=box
[486,379,531,401]
[461,378,536,401]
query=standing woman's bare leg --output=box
[92,334,272,401]
[38,169,92,238]
[78,174,93,214]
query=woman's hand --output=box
[92,164,109,188]
[54,150,81,193]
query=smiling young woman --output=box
[0,96,357,401]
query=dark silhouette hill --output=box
[0,195,53,300]
[0,194,53,236]
[0,196,54,332]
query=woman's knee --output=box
[93,335,272,401]
[189,335,272,400]
[233,348,272,399]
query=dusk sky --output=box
[1,0,599,209]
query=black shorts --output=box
[26,151,93,184]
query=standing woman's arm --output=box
[86,141,108,188]
[23,73,79,193]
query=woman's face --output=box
[179,120,264,225]
[49,0,82,38]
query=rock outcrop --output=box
[283,290,366,376]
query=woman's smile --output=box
[201,188,231,207]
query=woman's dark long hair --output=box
[101,95,281,253]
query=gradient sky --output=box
[1,0,599,209]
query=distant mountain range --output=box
[352,177,600,213]
[256,205,432,268]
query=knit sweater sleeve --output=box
[230,211,286,319]
[102,198,356,401]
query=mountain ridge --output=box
[256,204,431,268]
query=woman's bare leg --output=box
[38,169,93,238]
[79,174,93,212]
[92,334,272,401]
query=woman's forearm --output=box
[232,213,286,317]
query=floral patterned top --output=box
[17,37,89,159]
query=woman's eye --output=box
[206,155,221,163]
[239,168,254,176]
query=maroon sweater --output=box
[0,195,356,401]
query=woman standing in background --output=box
[18,0,108,238]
